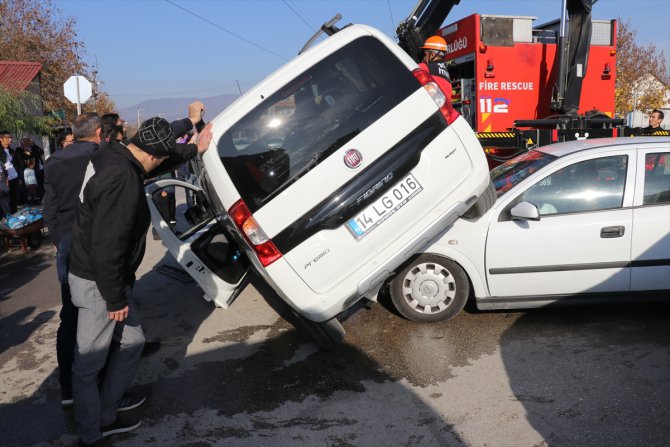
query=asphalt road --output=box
[1,233,669,447]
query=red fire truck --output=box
[395,0,642,166]
[440,13,615,130]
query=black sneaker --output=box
[100,415,141,437]
[117,393,146,412]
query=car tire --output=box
[463,179,496,219]
[293,312,345,350]
[390,254,469,322]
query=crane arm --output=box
[396,0,462,62]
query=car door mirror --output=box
[510,201,541,221]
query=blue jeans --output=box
[56,236,77,396]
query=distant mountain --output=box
[117,94,240,126]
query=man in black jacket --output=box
[44,103,207,410]
[642,109,665,131]
[68,117,211,446]
[43,112,102,407]
[0,130,21,213]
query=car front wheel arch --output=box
[390,254,470,322]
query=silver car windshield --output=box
[490,150,557,196]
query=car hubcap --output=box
[402,262,456,314]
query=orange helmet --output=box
[421,36,447,52]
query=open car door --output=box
[145,179,250,308]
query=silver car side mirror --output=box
[510,201,541,221]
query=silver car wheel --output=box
[401,261,456,315]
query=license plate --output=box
[346,173,423,240]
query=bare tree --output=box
[0,0,114,121]
[91,92,118,116]
[615,18,668,117]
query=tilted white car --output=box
[146,23,493,347]
[400,137,669,318]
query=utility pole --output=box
[136,107,145,127]
[91,63,99,113]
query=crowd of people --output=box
[0,132,46,216]
[37,101,209,447]
[3,32,666,446]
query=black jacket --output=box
[43,141,99,244]
[69,140,197,311]
[43,118,198,245]
[641,126,664,132]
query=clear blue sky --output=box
[56,0,670,110]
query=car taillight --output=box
[228,199,282,267]
[413,68,457,125]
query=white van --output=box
[146,23,493,347]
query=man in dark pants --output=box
[44,103,207,410]
[68,117,212,446]
[0,130,21,213]
[43,113,102,406]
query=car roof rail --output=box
[299,14,350,55]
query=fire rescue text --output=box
[479,81,535,91]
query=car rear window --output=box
[217,36,419,212]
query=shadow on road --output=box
[0,243,54,303]
[0,248,464,447]
[500,302,670,446]
[0,306,55,355]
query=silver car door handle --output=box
[600,226,625,238]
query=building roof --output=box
[0,61,42,91]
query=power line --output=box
[281,0,315,31]
[107,77,266,97]
[387,0,396,33]
[164,0,288,61]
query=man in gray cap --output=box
[68,117,212,446]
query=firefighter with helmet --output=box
[421,36,448,65]
[418,36,459,122]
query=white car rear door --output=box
[486,150,635,297]
[145,179,249,308]
[630,147,670,291]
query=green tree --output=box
[615,18,668,117]
[0,86,55,134]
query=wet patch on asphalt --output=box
[202,325,275,344]
[137,303,517,427]
[341,303,514,386]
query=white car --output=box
[146,22,492,347]
[390,137,669,321]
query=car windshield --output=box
[216,36,418,212]
[490,150,557,196]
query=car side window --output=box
[522,155,628,215]
[643,152,670,205]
